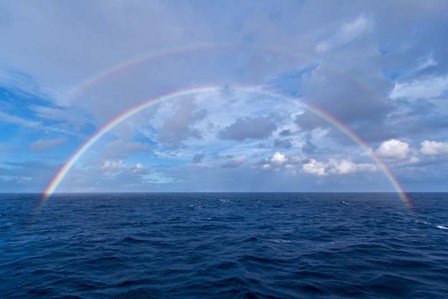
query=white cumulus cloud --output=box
[302,159,328,176]
[271,152,287,165]
[101,160,148,175]
[328,159,376,175]
[302,158,376,176]
[101,160,127,171]
[259,152,288,170]
[420,140,448,155]
[376,139,410,160]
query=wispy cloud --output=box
[0,111,79,136]
[29,138,67,152]
[389,75,448,100]
[0,111,40,128]
[316,15,370,52]
[104,139,150,159]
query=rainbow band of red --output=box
[62,42,374,108]
[41,85,413,210]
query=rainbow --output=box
[62,43,227,103]
[41,85,413,210]
[61,42,373,106]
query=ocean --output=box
[0,193,447,298]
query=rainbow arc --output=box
[41,85,413,210]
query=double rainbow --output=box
[41,85,413,210]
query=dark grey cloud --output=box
[294,113,327,131]
[191,153,205,164]
[273,138,292,149]
[300,68,393,126]
[158,99,207,148]
[218,116,276,141]
[221,155,245,168]
[279,129,293,137]
[302,134,317,154]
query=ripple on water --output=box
[1,193,448,298]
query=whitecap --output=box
[416,220,431,226]
[436,225,448,230]
[270,239,292,243]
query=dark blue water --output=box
[1,193,447,298]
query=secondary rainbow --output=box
[61,42,374,107]
[62,43,226,103]
[41,85,413,210]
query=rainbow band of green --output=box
[63,42,373,106]
[41,85,413,209]
[63,43,226,102]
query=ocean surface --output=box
[0,193,447,298]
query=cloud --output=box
[279,129,293,137]
[2,1,448,192]
[221,155,245,168]
[316,15,370,52]
[218,116,276,141]
[415,53,437,72]
[420,140,448,155]
[29,137,66,152]
[271,152,287,165]
[158,98,207,147]
[258,151,292,170]
[302,159,327,176]
[294,112,327,130]
[132,163,145,173]
[0,160,57,192]
[101,160,127,171]
[101,160,149,175]
[328,159,376,175]
[302,158,376,176]
[389,75,448,100]
[0,69,57,100]
[376,139,410,160]
[284,164,298,175]
[0,109,78,136]
[0,111,40,128]
[104,139,149,159]
[191,153,205,163]
[273,138,292,149]
[0,175,33,184]
[302,133,317,154]
[30,104,91,133]
[297,65,393,132]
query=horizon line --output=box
[1,191,446,194]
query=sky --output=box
[0,0,448,193]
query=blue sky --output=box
[1,0,448,193]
